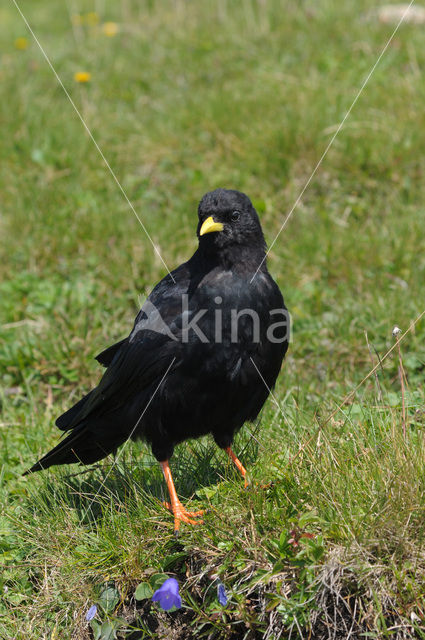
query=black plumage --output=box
[25,188,289,531]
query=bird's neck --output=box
[194,244,268,276]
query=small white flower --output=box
[392,325,402,337]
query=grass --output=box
[1,0,425,637]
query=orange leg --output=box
[160,461,204,534]
[225,447,249,488]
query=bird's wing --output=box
[56,268,190,431]
[95,338,127,367]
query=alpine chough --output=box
[25,188,289,532]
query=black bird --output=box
[25,189,289,532]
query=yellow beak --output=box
[199,216,224,236]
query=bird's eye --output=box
[231,210,240,222]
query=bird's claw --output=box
[162,501,204,533]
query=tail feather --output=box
[23,423,128,475]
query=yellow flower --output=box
[85,12,99,26]
[102,22,119,37]
[15,37,28,50]
[74,71,91,83]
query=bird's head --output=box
[196,189,266,259]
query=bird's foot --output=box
[163,500,204,534]
[259,481,273,490]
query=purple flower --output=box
[85,604,97,622]
[151,578,181,611]
[217,581,228,606]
